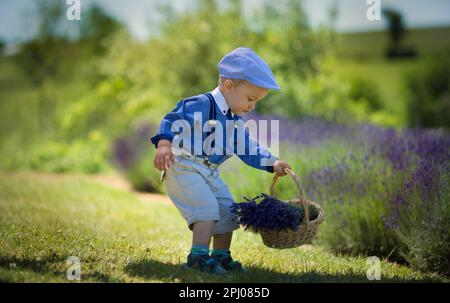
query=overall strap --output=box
[203,92,217,149]
[203,93,217,122]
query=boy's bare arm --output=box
[154,139,174,171]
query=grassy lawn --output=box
[0,172,447,283]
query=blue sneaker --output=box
[211,252,247,272]
[182,253,227,274]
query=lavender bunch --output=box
[231,193,318,232]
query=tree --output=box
[383,8,404,50]
[0,39,5,56]
[79,4,123,54]
[405,51,450,128]
[382,8,416,58]
[13,1,123,84]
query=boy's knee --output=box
[188,219,217,231]
[213,219,240,235]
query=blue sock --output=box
[190,244,209,256]
[211,249,230,257]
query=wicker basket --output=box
[260,168,325,249]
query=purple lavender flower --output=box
[111,123,158,170]
[231,193,318,232]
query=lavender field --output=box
[235,114,450,275]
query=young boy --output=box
[150,47,292,274]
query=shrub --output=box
[111,122,164,192]
[348,77,382,111]
[1,131,110,174]
[307,126,450,274]
[405,51,450,128]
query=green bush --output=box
[348,77,382,111]
[1,131,110,174]
[405,51,450,128]
[111,123,165,193]
[94,0,334,125]
[306,130,450,275]
[394,168,450,275]
[266,56,398,126]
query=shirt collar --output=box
[211,87,236,118]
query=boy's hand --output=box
[273,160,292,176]
[154,139,174,171]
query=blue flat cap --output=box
[218,47,281,90]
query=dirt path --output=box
[0,171,172,205]
[1,171,173,205]
[89,174,173,205]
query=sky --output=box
[1,0,450,43]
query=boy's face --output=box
[221,80,269,115]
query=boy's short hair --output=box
[218,77,246,88]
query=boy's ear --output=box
[223,79,234,92]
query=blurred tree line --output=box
[15,1,121,84]
[1,0,449,174]
[1,0,122,173]
[64,0,391,135]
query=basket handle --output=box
[269,168,310,226]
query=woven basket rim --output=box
[286,199,325,224]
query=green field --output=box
[0,172,447,282]
[332,58,419,126]
[330,26,450,127]
[336,26,450,60]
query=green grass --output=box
[0,172,447,282]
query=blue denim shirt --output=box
[150,88,278,173]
